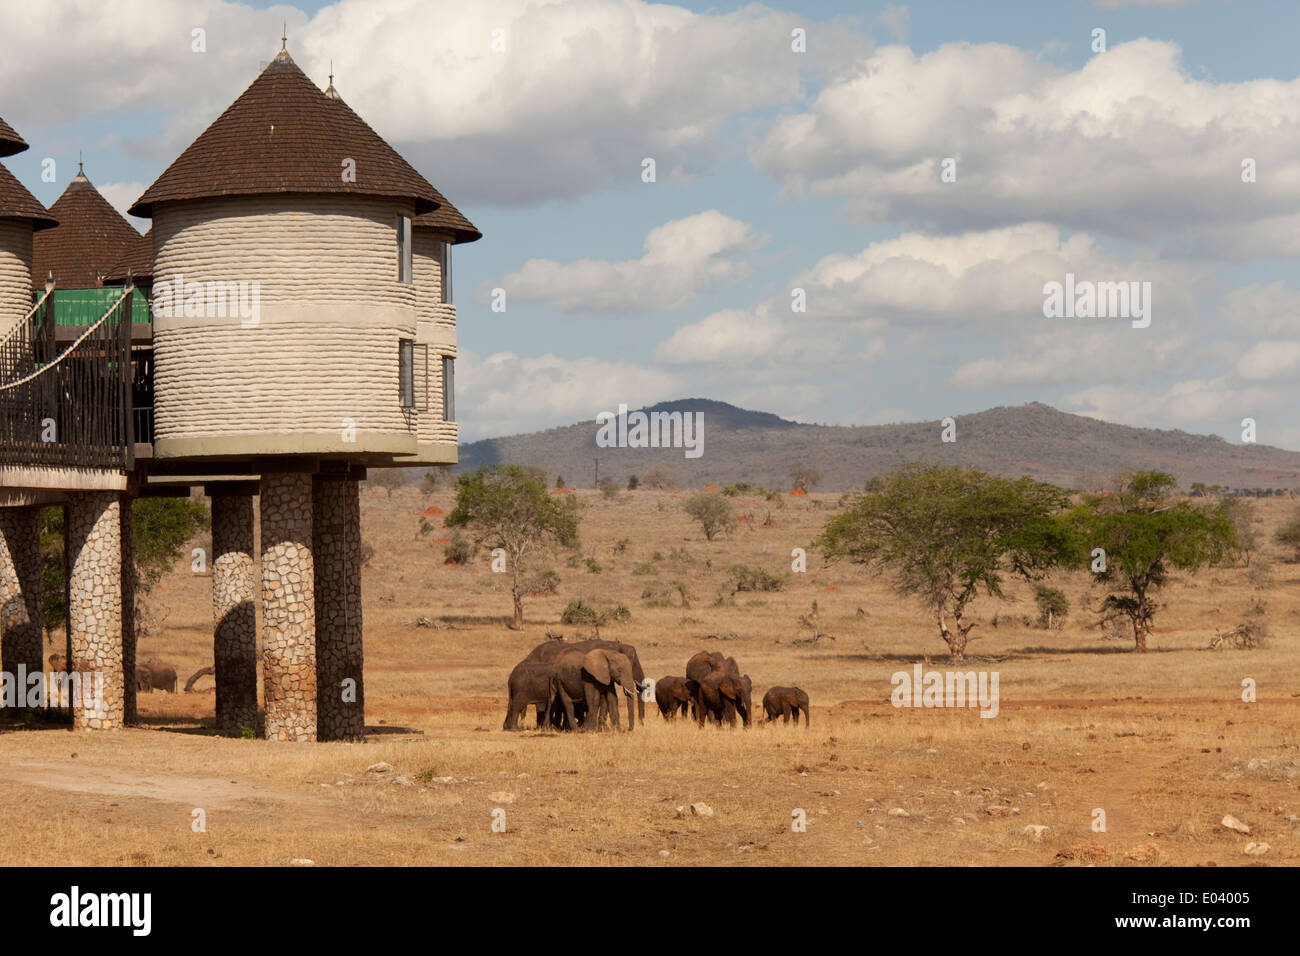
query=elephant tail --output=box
[184,666,215,693]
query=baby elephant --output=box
[762,686,809,726]
[655,676,695,720]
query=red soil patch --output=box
[552,488,571,494]
[705,485,719,491]
[421,505,445,516]
[432,537,451,545]
[789,487,807,497]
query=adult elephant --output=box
[141,660,177,693]
[135,666,153,693]
[686,652,750,727]
[527,637,647,722]
[762,686,810,726]
[549,647,638,732]
[654,675,695,719]
[504,658,554,730]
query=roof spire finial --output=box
[78,149,82,176]
[324,58,342,100]
[281,21,287,50]
[329,59,333,85]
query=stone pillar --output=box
[212,493,258,736]
[314,477,364,742]
[0,506,44,689]
[66,492,123,730]
[260,472,315,741]
[121,496,137,725]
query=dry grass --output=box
[2,487,1298,866]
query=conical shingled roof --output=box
[324,80,480,244]
[103,227,153,282]
[33,168,143,287]
[130,49,443,217]
[0,163,56,230]
[0,115,28,158]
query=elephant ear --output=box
[583,649,611,685]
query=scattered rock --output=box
[289,858,315,867]
[1221,814,1251,834]
[392,776,414,787]
[888,808,910,817]
[1243,842,1271,857]
[659,850,670,857]
[1126,843,1161,863]
[489,791,515,803]
[366,762,393,774]
[690,802,714,817]
[1022,825,1049,841]
[1055,842,1111,863]
[950,816,966,826]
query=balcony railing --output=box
[0,287,135,470]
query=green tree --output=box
[369,468,408,497]
[1070,470,1235,652]
[1274,508,1300,561]
[39,498,209,634]
[682,491,736,541]
[790,464,823,492]
[815,465,1072,660]
[445,465,581,629]
[1216,496,1257,566]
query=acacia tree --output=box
[814,465,1071,661]
[445,465,581,629]
[683,491,735,541]
[1071,471,1235,652]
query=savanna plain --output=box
[1,485,1297,867]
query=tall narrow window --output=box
[439,241,452,304]
[399,338,414,408]
[397,215,412,284]
[442,355,455,422]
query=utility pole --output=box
[593,457,599,489]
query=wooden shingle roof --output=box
[130,49,444,217]
[33,169,142,287]
[0,115,28,158]
[103,227,153,282]
[0,163,56,230]
[323,81,481,244]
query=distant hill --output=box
[454,399,1300,492]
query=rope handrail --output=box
[0,288,131,393]
[0,286,54,352]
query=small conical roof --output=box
[130,48,443,217]
[0,115,28,158]
[0,163,56,230]
[324,78,481,244]
[33,166,143,286]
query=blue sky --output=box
[4,0,1299,447]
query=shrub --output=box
[1275,510,1300,561]
[443,533,474,566]
[683,491,736,541]
[360,542,376,568]
[585,556,603,574]
[524,568,561,596]
[560,599,601,626]
[613,538,630,555]
[632,561,656,576]
[1034,585,1069,629]
[627,475,639,490]
[600,479,620,500]
[727,564,785,593]
[641,465,676,490]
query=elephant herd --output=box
[503,640,809,732]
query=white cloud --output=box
[303,0,869,204]
[456,348,682,440]
[498,211,759,313]
[879,4,910,42]
[753,39,1300,253]
[1235,341,1300,382]
[793,222,1199,324]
